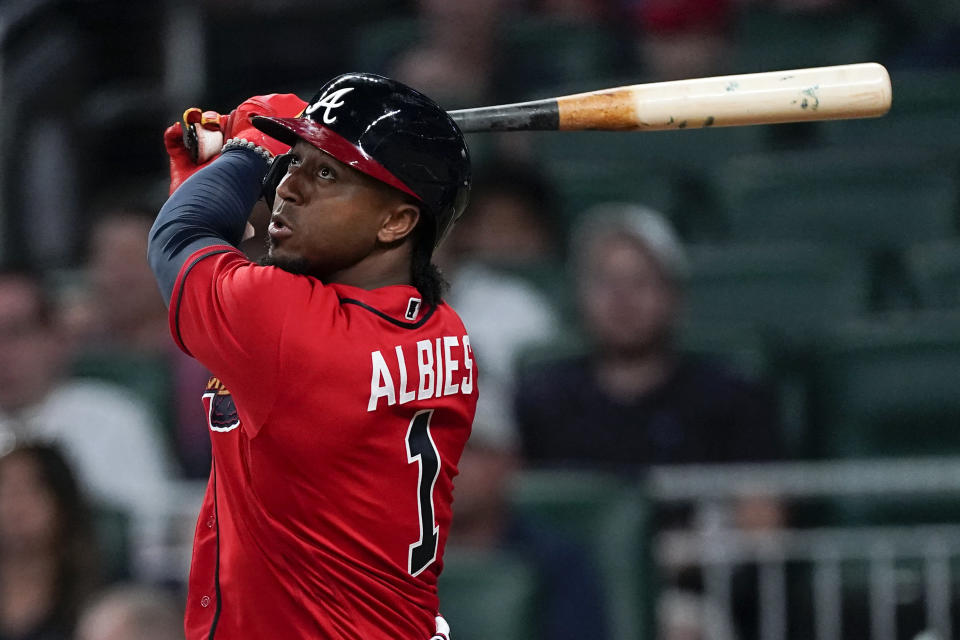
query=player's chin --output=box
[260,246,312,276]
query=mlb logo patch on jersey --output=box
[405,297,422,321]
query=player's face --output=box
[579,235,680,355]
[265,141,412,280]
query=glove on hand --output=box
[163,108,229,194]
[164,94,306,195]
[220,93,307,157]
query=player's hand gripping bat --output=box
[447,63,891,133]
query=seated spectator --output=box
[389,0,507,109]
[448,388,609,639]
[514,204,783,638]
[63,206,212,478]
[0,444,101,640]
[624,0,734,81]
[75,584,182,640]
[0,268,176,534]
[515,203,782,470]
[444,159,563,268]
[68,207,171,352]
[439,159,564,390]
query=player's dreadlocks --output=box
[410,218,447,308]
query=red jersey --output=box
[169,246,477,639]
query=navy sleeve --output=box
[148,148,270,305]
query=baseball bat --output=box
[448,62,891,133]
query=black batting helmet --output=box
[252,73,471,249]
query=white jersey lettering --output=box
[368,350,396,411]
[396,345,416,404]
[368,335,474,410]
[433,338,444,399]
[417,340,435,401]
[460,335,474,395]
[443,336,460,396]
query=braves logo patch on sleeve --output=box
[202,376,240,433]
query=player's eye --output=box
[316,166,335,181]
[287,155,302,171]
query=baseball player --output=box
[148,73,476,639]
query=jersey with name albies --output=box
[169,245,477,640]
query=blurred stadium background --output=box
[2,1,960,639]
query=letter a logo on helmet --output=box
[252,73,471,251]
[304,87,355,124]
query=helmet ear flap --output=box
[262,153,294,210]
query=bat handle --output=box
[449,98,560,133]
[181,108,225,164]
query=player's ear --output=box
[378,203,420,244]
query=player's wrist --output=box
[221,138,275,165]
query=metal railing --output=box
[647,457,960,640]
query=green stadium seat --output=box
[808,311,960,459]
[905,239,960,309]
[528,124,768,239]
[729,6,884,74]
[683,242,869,341]
[533,124,769,177]
[882,69,960,114]
[92,503,132,582]
[800,312,960,526]
[509,470,653,640]
[880,1,960,38]
[544,158,679,224]
[349,17,419,77]
[682,244,862,451]
[500,18,625,100]
[711,148,960,250]
[437,549,538,640]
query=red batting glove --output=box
[221,93,307,157]
[164,108,227,195]
[164,95,306,195]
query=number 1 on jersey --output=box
[406,409,440,576]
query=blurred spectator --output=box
[439,159,564,391]
[446,159,563,267]
[62,206,212,478]
[68,207,169,351]
[448,388,609,639]
[514,204,783,509]
[389,0,508,108]
[531,0,614,20]
[0,444,101,640]
[658,589,737,640]
[0,268,176,529]
[624,0,734,80]
[513,204,783,638]
[75,584,182,640]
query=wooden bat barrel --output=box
[449,63,891,133]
